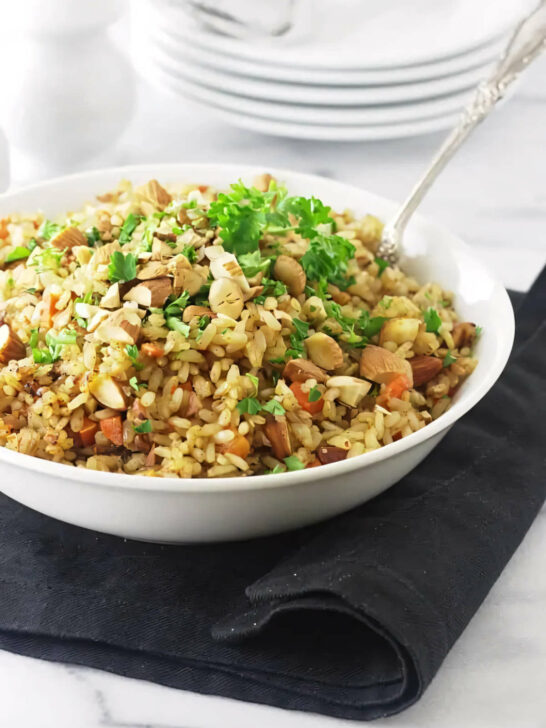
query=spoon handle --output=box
[379,0,546,262]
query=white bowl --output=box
[0,164,514,542]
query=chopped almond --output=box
[243,285,264,302]
[327,284,351,305]
[305,332,344,371]
[273,255,306,296]
[137,261,170,280]
[89,375,128,410]
[0,324,26,364]
[452,322,477,349]
[151,237,174,261]
[138,179,171,209]
[94,309,141,345]
[282,358,328,383]
[182,305,215,323]
[93,241,121,265]
[145,445,156,467]
[317,446,347,465]
[264,415,292,459]
[325,375,371,407]
[124,278,173,308]
[360,345,413,387]
[253,173,273,192]
[50,227,86,249]
[410,355,443,386]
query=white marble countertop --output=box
[0,41,545,728]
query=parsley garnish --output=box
[166,317,190,337]
[262,399,286,415]
[119,213,142,245]
[86,227,101,246]
[254,277,288,304]
[308,386,321,402]
[284,455,305,471]
[125,344,144,370]
[300,233,355,290]
[32,328,78,364]
[182,245,197,263]
[279,195,333,238]
[29,247,63,273]
[38,220,60,241]
[238,250,272,278]
[285,318,309,359]
[265,464,284,475]
[129,376,146,392]
[164,291,190,316]
[375,256,389,276]
[5,247,31,263]
[133,420,152,433]
[246,373,259,395]
[424,307,442,334]
[443,351,457,367]
[475,326,483,337]
[236,396,262,415]
[107,251,137,283]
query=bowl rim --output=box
[0,162,515,494]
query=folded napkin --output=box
[0,271,544,721]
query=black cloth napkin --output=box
[1,272,545,721]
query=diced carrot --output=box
[306,458,321,468]
[181,381,192,391]
[226,434,250,459]
[41,290,60,328]
[141,342,164,359]
[78,417,98,447]
[197,185,208,193]
[383,374,411,401]
[0,218,9,240]
[100,415,124,446]
[290,381,324,415]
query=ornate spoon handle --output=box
[378,0,546,263]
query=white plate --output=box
[145,38,491,106]
[140,52,472,127]
[0,164,514,542]
[144,0,532,70]
[153,24,505,87]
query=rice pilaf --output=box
[0,175,478,477]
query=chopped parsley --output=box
[118,213,142,245]
[284,455,305,471]
[308,386,322,402]
[236,396,262,415]
[182,245,197,263]
[279,195,333,238]
[285,318,309,359]
[375,256,389,276]
[85,226,101,246]
[166,317,190,337]
[164,291,190,316]
[443,351,457,367]
[300,233,355,290]
[194,282,212,306]
[238,250,272,278]
[38,220,60,241]
[475,325,483,337]
[133,420,152,434]
[5,246,31,263]
[125,344,144,370]
[32,328,78,364]
[246,373,259,395]
[29,329,39,348]
[424,307,442,334]
[29,247,63,273]
[262,399,286,416]
[379,296,392,310]
[265,464,284,475]
[129,376,146,392]
[107,251,137,283]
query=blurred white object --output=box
[1,0,135,176]
[132,0,533,141]
[0,128,9,192]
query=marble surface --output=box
[0,28,545,728]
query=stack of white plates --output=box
[131,0,533,141]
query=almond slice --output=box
[124,278,173,308]
[305,332,344,371]
[410,355,443,386]
[317,446,347,465]
[264,415,292,459]
[50,227,87,249]
[0,324,26,363]
[88,374,128,410]
[360,345,413,387]
[282,358,328,383]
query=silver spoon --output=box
[377,0,546,265]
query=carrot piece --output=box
[41,290,60,328]
[383,374,411,400]
[290,381,324,415]
[141,342,164,359]
[306,458,321,468]
[100,415,124,446]
[0,218,9,240]
[181,381,192,391]
[78,417,98,447]
[226,434,250,459]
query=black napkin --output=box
[0,272,545,721]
